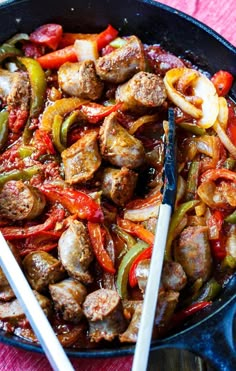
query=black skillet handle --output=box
[150,296,236,370]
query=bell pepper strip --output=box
[18,145,35,159]
[29,24,63,50]
[0,110,9,150]
[87,222,116,274]
[165,200,199,261]
[111,224,136,250]
[58,32,98,49]
[0,165,42,187]
[193,278,221,303]
[40,97,88,132]
[116,241,148,298]
[185,161,200,201]
[226,100,236,146]
[79,102,123,124]
[0,208,65,240]
[52,114,65,153]
[129,246,152,288]
[60,111,80,147]
[200,168,236,183]
[211,70,234,97]
[37,45,77,69]
[171,301,212,327]
[0,43,22,63]
[177,121,206,136]
[39,183,104,222]
[225,209,236,224]
[207,210,224,240]
[18,230,62,256]
[6,33,29,46]
[96,24,119,51]
[117,217,154,245]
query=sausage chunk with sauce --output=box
[95,36,146,84]
[101,167,138,206]
[58,60,104,100]
[61,131,101,184]
[161,261,187,291]
[0,180,46,221]
[49,278,87,323]
[99,112,145,169]
[58,220,94,284]
[174,226,213,283]
[23,251,66,292]
[83,288,127,342]
[0,69,30,111]
[116,71,167,112]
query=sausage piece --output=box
[58,220,94,284]
[61,131,101,184]
[0,180,46,221]
[49,278,87,323]
[116,72,167,111]
[58,60,104,100]
[99,112,145,169]
[83,288,127,342]
[101,167,138,206]
[161,261,187,291]
[23,251,66,292]
[0,69,30,111]
[174,226,213,282]
[95,36,146,83]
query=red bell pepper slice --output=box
[129,246,152,288]
[96,24,118,51]
[37,45,77,69]
[80,102,122,124]
[171,301,212,327]
[210,238,226,261]
[117,217,154,245]
[39,184,104,223]
[200,168,236,183]
[211,70,234,97]
[87,222,116,274]
[30,24,63,50]
[226,100,236,146]
[1,208,65,240]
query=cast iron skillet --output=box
[0,0,235,369]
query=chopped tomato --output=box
[210,238,226,261]
[30,23,63,50]
[22,41,44,58]
[8,109,28,133]
[87,222,116,274]
[37,45,77,69]
[211,70,234,97]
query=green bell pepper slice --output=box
[0,165,41,187]
[0,110,9,150]
[0,43,22,63]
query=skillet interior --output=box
[0,0,235,357]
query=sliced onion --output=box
[74,39,99,61]
[213,121,236,159]
[124,203,160,222]
[217,97,229,130]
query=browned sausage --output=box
[83,288,127,342]
[49,278,87,323]
[0,180,46,221]
[99,112,145,169]
[174,226,213,282]
[58,60,104,100]
[0,69,30,111]
[101,167,138,206]
[58,220,94,284]
[95,36,146,83]
[161,261,187,291]
[116,71,167,111]
[62,131,101,184]
[23,251,66,292]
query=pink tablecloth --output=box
[0,1,235,370]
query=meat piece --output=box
[83,288,127,342]
[136,259,150,294]
[116,72,167,111]
[0,291,52,322]
[153,290,179,338]
[174,226,213,282]
[61,131,101,184]
[58,220,94,284]
[161,261,187,291]
[49,278,87,323]
[101,167,138,206]
[119,302,142,343]
[23,251,66,292]
[58,60,104,100]
[0,180,46,221]
[0,69,30,111]
[99,112,145,169]
[95,36,146,83]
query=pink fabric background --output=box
[0,1,235,370]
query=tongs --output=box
[132,108,177,371]
[0,232,74,371]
